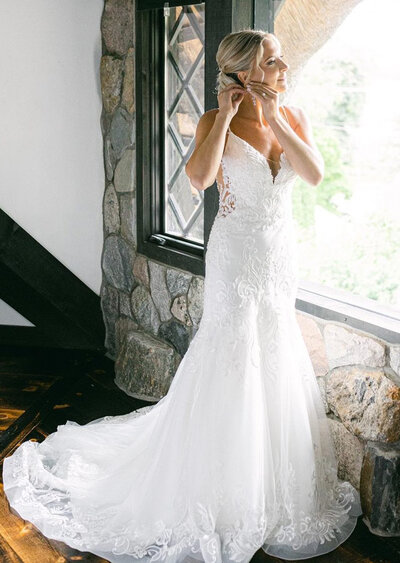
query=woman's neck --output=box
[234,92,279,129]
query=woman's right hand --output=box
[217,84,246,119]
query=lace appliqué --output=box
[233,236,297,304]
[216,157,236,218]
[5,437,360,562]
[4,441,266,563]
[267,459,360,552]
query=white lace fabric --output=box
[3,125,362,563]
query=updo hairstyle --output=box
[214,29,276,95]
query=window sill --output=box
[296,279,400,344]
[138,234,205,277]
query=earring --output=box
[246,85,257,106]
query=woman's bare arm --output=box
[185,84,245,191]
[185,110,231,191]
[269,106,324,186]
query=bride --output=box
[3,30,362,563]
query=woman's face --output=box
[239,37,289,92]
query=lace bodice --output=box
[204,122,300,319]
[215,124,298,228]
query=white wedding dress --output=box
[3,116,362,563]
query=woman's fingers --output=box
[248,86,269,97]
[247,82,278,94]
[220,84,246,95]
[247,85,276,100]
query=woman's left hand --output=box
[246,81,280,123]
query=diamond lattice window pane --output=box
[164,3,205,244]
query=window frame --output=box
[136,0,208,276]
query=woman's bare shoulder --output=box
[284,105,320,155]
[197,108,220,127]
[284,104,310,133]
[194,109,228,148]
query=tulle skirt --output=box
[3,293,362,563]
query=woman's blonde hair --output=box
[214,29,278,95]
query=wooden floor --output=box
[0,344,399,563]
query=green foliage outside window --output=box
[292,58,400,309]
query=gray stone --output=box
[104,136,116,181]
[114,149,135,193]
[130,284,160,336]
[120,193,136,245]
[316,375,330,414]
[115,316,138,350]
[296,312,329,377]
[119,291,132,317]
[100,283,119,358]
[114,329,181,401]
[166,268,192,298]
[101,111,113,137]
[100,55,123,114]
[121,47,135,114]
[133,254,150,288]
[389,345,400,378]
[110,108,134,161]
[158,319,189,357]
[101,0,133,56]
[327,417,364,489]
[187,276,204,327]
[148,261,172,323]
[171,295,192,326]
[323,324,386,369]
[326,365,400,442]
[360,441,400,535]
[102,235,135,292]
[103,183,120,234]
[188,324,199,339]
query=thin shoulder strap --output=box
[282,104,291,124]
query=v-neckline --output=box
[227,128,286,185]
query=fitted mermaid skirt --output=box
[3,127,362,563]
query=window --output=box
[136,0,207,276]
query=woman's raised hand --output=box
[245,81,280,123]
[217,84,246,118]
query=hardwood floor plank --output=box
[0,409,24,432]
[0,367,81,463]
[0,484,66,563]
[0,535,24,563]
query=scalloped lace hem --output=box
[3,440,362,563]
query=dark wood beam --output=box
[0,209,105,351]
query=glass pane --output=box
[292,0,400,312]
[164,2,205,244]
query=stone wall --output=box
[99,0,205,401]
[298,314,400,535]
[99,0,399,537]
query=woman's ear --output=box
[237,71,248,85]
